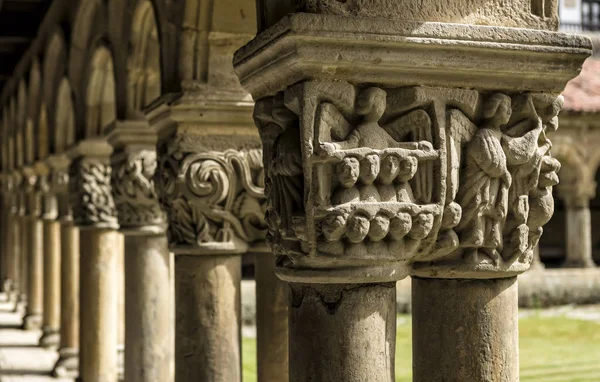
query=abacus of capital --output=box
[68,140,120,382]
[108,120,174,382]
[234,3,591,380]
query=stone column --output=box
[51,157,80,377]
[1,174,18,298]
[560,185,595,268]
[22,165,44,330]
[39,171,61,348]
[68,140,120,382]
[108,120,174,382]
[235,3,589,380]
[16,175,28,309]
[252,243,288,382]
[149,89,267,381]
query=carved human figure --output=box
[320,87,434,154]
[332,157,360,205]
[396,156,418,203]
[270,127,304,236]
[378,154,400,202]
[455,93,512,261]
[358,154,381,202]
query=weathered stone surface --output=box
[289,283,396,382]
[257,0,559,31]
[412,276,518,382]
[174,255,241,382]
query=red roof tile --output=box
[563,57,600,113]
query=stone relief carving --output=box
[68,157,118,229]
[155,142,267,251]
[112,150,166,231]
[254,80,562,280]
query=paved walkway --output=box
[0,294,72,382]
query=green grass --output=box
[242,314,600,382]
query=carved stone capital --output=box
[235,13,590,282]
[557,182,595,209]
[68,141,118,230]
[21,166,40,218]
[250,82,567,282]
[47,155,71,221]
[149,98,266,254]
[112,150,167,235]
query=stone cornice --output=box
[234,14,591,99]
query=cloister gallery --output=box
[0,0,597,381]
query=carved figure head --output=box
[368,214,391,242]
[483,93,512,128]
[360,154,380,185]
[356,87,387,122]
[337,157,360,188]
[409,212,434,240]
[389,212,412,240]
[380,154,400,185]
[346,214,370,243]
[397,156,418,182]
[322,214,347,242]
[538,95,564,132]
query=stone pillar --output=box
[22,165,44,330]
[149,91,267,381]
[108,120,174,382]
[252,244,289,382]
[16,177,28,309]
[560,185,595,268]
[39,177,61,348]
[235,3,590,380]
[69,140,120,382]
[51,157,80,377]
[1,174,18,297]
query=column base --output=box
[39,327,61,348]
[22,313,43,330]
[53,348,79,378]
[562,259,595,269]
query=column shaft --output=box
[7,207,19,298]
[79,229,119,382]
[412,277,518,382]
[19,212,28,305]
[53,222,80,377]
[289,283,396,382]
[40,219,61,347]
[23,215,43,330]
[255,254,289,382]
[117,232,125,377]
[124,234,173,382]
[565,206,594,267]
[175,255,241,382]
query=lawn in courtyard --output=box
[242,311,600,382]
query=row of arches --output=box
[0,0,259,174]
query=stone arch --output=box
[69,0,107,94]
[177,0,256,84]
[127,0,162,114]
[25,60,41,164]
[42,29,69,152]
[37,103,49,160]
[54,78,76,153]
[15,80,27,168]
[83,45,117,139]
[1,111,9,172]
[551,137,589,187]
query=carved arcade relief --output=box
[155,142,267,252]
[254,80,562,280]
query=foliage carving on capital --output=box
[69,157,118,229]
[254,80,562,281]
[112,150,166,231]
[156,142,267,252]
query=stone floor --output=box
[0,294,72,382]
